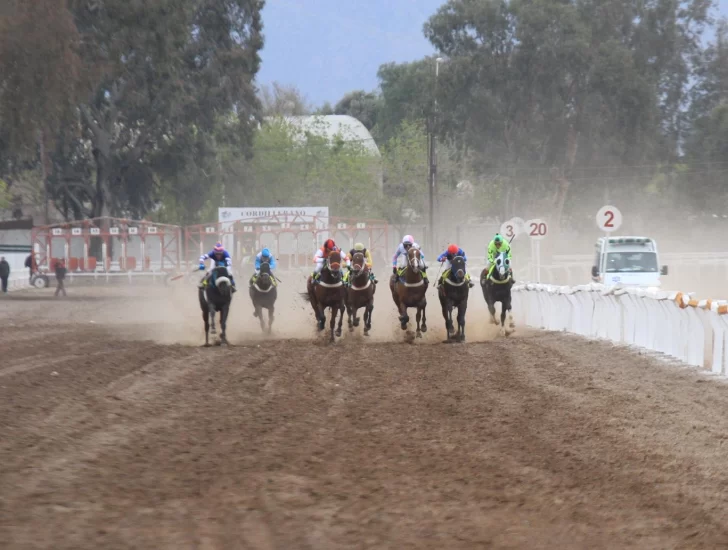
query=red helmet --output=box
[447,244,459,255]
[324,239,335,250]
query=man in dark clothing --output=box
[24,254,33,283]
[55,259,67,297]
[0,256,9,293]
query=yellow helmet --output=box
[354,242,365,251]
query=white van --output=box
[591,236,668,287]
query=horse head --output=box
[407,247,422,274]
[494,252,512,280]
[257,260,272,288]
[210,265,232,296]
[450,255,466,282]
[351,251,367,276]
[325,250,343,280]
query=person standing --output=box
[0,256,9,293]
[54,259,67,297]
[24,253,33,283]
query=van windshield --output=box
[605,252,658,273]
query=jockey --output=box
[199,242,236,292]
[485,233,513,282]
[249,247,277,286]
[392,234,427,279]
[312,238,345,282]
[437,243,474,287]
[345,242,377,284]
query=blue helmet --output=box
[261,248,271,257]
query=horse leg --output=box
[209,303,217,334]
[347,302,354,331]
[458,302,467,342]
[220,306,229,345]
[256,304,265,331]
[398,302,408,330]
[416,307,423,338]
[364,301,373,334]
[335,303,344,337]
[329,306,337,342]
[420,300,428,333]
[202,308,210,347]
[268,304,275,335]
[500,302,508,336]
[316,303,326,331]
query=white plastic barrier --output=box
[512,283,728,374]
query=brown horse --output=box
[389,247,428,338]
[346,251,375,335]
[306,250,347,342]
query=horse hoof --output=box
[400,322,407,331]
[253,311,258,318]
[203,343,211,348]
[335,329,342,337]
[416,331,423,339]
[421,324,428,333]
[211,328,217,334]
[353,318,360,327]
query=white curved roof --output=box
[279,115,380,156]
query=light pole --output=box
[428,57,443,252]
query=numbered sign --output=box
[299,224,310,231]
[526,219,548,240]
[337,223,348,229]
[596,205,622,233]
[243,226,254,233]
[500,217,525,241]
[261,225,271,232]
[128,227,139,235]
[89,227,100,235]
[280,223,291,229]
[51,228,64,236]
[71,228,82,236]
[110,227,120,235]
[356,222,366,229]
[146,226,157,234]
[205,226,216,234]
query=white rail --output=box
[512,283,728,374]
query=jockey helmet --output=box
[447,244,459,255]
[494,234,503,247]
[213,242,224,255]
[402,235,414,246]
[261,248,271,257]
[353,242,365,251]
[324,239,336,250]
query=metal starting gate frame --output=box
[185,214,389,270]
[31,217,182,277]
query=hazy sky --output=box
[258,0,728,107]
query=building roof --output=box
[267,115,380,156]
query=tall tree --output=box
[334,90,381,131]
[259,82,312,116]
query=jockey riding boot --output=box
[466,273,475,288]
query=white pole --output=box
[536,240,541,283]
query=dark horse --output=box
[306,250,346,342]
[480,251,515,336]
[199,265,233,346]
[438,255,469,342]
[346,251,375,335]
[249,260,277,334]
[389,247,428,338]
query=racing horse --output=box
[306,250,347,342]
[438,254,469,342]
[249,260,277,334]
[480,251,515,336]
[199,264,233,346]
[389,246,428,338]
[345,251,375,335]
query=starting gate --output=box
[185,214,389,270]
[31,217,182,276]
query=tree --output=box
[259,82,312,116]
[334,90,381,131]
[32,0,265,222]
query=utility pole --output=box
[428,57,443,252]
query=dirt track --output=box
[3,280,728,549]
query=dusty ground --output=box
[2,277,728,549]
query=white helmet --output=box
[402,235,414,245]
